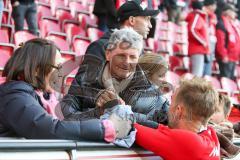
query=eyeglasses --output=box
[49,64,62,70]
[49,64,63,78]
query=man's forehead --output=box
[110,47,140,57]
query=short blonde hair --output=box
[138,52,168,78]
[219,94,231,118]
[175,77,219,124]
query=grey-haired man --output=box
[61,28,169,128]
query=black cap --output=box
[117,0,160,23]
[222,4,238,12]
[191,1,203,10]
[204,0,216,6]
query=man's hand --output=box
[96,89,119,108]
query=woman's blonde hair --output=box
[138,52,168,78]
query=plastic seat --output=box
[0,50,12,71]
[0,24,13,43]
[155,40,173,55]
[64,22,87,42]
[2,9,11,25]
[87,28,104,42]
[55,8,74,29]
[50,0,66,16]
[220,77,238,93]
[146,38,157,52]
[39,17,61,37]
[46,35,70,52]
[78,14,98,29]
[165,71,180,87]
[203,75,221,89]
[72,37,90,56]
[37,3,52,24]
[14,31,37,46]
[69,1,89,18]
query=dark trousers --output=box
[12,2,38,35]
[218,60,236,80]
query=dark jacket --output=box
[93,0,118,29]
[85,31,112,61]
[11,0,34,4]
[61,55,169,128]
[0,81,104,140]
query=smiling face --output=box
[131,16,152,39]
[106,45,140,81]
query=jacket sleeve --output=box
[85,40,106,61]
[104,0,117,17]
[0,94,105,140]
[134,124,210,159]
[134,98,169,127]
[61,55,104,119]
[216,29,228,59]
[190,14,207,47]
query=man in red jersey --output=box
[135,77,220,160]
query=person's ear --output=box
[129,16,135,25]
[176,104,184,119]
[106,50,111,61]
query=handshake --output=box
[101,105,135,143]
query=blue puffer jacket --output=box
[0,81,104,140]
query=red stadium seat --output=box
[0,24,13,43]
[0,25,15,69]
[64,22,87,42]
[72,37,90,56]
[203,75,221,89]
[169,56,185,71]
[37,2,52,24]
[87,28,104,42]
[55,8,74,29]
[165,71,180,87]
[46,35,70,52]
[14,31,37,46]
[69,1,89,18]
[39,17,61,37]
[1,9,11,25]
[155,40,173,55]
[0,47,13,71]
[146,38,156,52]
[50,0,66,16]
[78,14,98,29]
[220,77,238,94]
[228,107,240,123]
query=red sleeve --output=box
[135,124,220,160]
[216,29,228,59]
[190,14,207,47]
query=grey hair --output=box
[107,28,143,52]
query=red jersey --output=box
[135,124,220,160]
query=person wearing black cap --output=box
[85,0,160,61]
[216,3,240,79]
[203,0,217,76]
